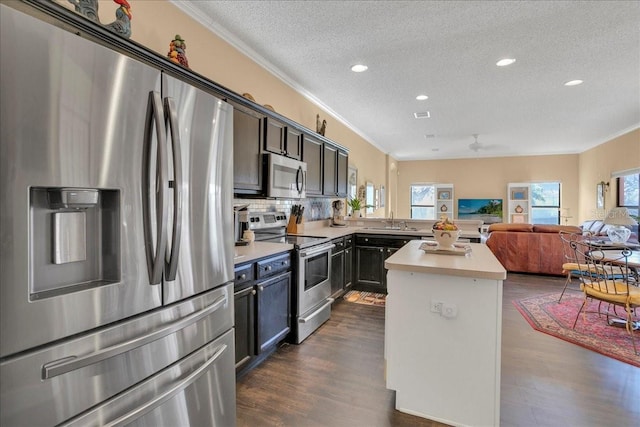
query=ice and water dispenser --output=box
[30,187,120,299]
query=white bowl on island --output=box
[432,229,461,248]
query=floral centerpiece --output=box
[432,215,460,248]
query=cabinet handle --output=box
[379,249,383,252]
[258,285,264,291]
[239,273,246,280]
[251,289,257,295]
[266,266,272,271]
[364,238,369,242]
[281,261,288,266]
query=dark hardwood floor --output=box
[236,274,640,426]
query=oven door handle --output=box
[299,298,334,323]
[299,243,335,258]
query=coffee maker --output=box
[331,200,347,227]
[234,205,250,245]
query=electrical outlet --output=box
[430,300,443,313]
[442,303,458,318]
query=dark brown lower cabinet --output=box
[234,285,255,372]
[354,234,419,293]
[234,253,291,378]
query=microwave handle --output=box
[296,166,304,195]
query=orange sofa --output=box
[485,223,582,276]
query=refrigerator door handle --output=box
[142,91,169,285]
[41,293,228,380]
[164,97,182,281]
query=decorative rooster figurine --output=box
[69,0,132,38]
[104,0,132,38]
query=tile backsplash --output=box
[233,197,344,222]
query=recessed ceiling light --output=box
[416,94,429,101]
[496,58,516,67]
[564,79,583,86]
[350,64,368,73]
[424,134,435,139]
[413,111,431,119]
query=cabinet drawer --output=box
[234,264,254,286]
[256,253,291,279]
[331,237,346,254]
[356,235,390,246]
[355,235,417,248]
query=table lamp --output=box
[603,207,637,243]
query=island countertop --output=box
[384,240,506,281]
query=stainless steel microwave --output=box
[265,153,306,199]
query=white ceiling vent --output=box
[413,111,431,119]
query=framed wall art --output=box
[510,187,528,200]
[437,190,451,200]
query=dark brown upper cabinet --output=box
[285,127,303,160]
[232,103,265,195]
[264,117,302,160]
[337,149,348,197]
[302,134,323,196]
[323,144,337,196]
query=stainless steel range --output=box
[246,211,334,343]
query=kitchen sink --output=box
[361,226,420,232]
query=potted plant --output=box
[347,197,362,217]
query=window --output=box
[617,172,639,234]
[530,182,560,224]
[410,184,435,219]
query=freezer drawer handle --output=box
[299,298,334,323]
[41,293,227,380]
[104,343,228,427]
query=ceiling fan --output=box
[468,134,499,152]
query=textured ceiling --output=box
[173,0,640,160]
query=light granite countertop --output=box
[384,240,506,280]
[233,219,484,266]
[233,241,294,265]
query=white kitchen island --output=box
[384,240,507,427]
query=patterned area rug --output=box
[343,290,386,307]
[513,293,639,367]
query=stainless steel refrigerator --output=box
[0,4,236,426]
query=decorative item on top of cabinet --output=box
[103,0,132,38]
[316,114,327,136]
[167,34,189,68]
[68,0,132,38]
